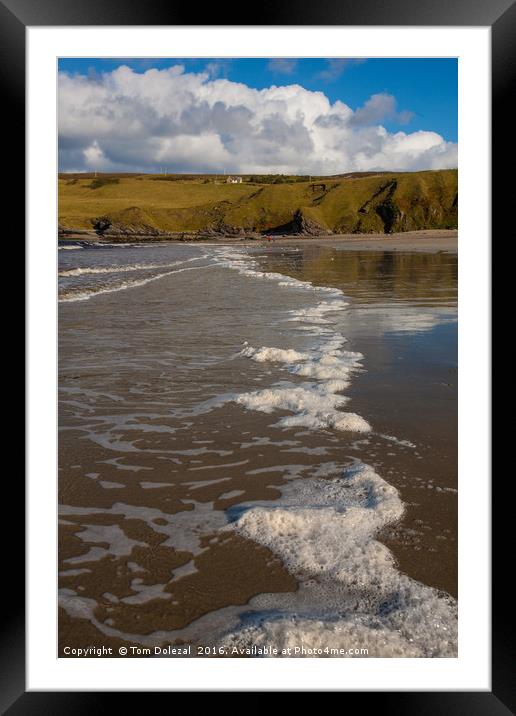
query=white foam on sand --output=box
[58,463,456,657]
[219,490,246,500]
[58,256,203,277]
[210,248,370,434]
[219,462,457,657]
[170,560,199,582]
[139,481,176,489]
[235,382,370,432]
[58,263,215,302]
[121,580,172,605]
[241,346,310,363]
[213,248,343,297]
[183,478,231,489]
[64,524,146,564]
[59,500,227,556]
[237,332,368,432]
[287,301,348,323]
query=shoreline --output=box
[250,230,457,253]
[59,229,457,253]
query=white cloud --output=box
[204,60,231,78]
[349,93,414,127]
[83,140,108,168]
[317,58,366,82]
[267,58,298,74]
[58,65,457,174]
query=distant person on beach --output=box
[267,235,273,243]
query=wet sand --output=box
[60,229,457,253]
[58,241,457,656]
[260,231,457,253]
[239,230,457,253]
[256,247,457,597]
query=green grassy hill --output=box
[58,169,458,236]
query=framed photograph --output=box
[7,0,506,706]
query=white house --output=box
[226,176,243,184]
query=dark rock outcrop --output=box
[93,216,163,237]
[291,210,330,236]
[92,217,112,234]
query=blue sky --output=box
[58,58,457,174]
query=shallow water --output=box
[58,241,457,658]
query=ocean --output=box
[58,240,457,658]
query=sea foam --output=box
[59,263,215,302]
[58,463,457,657]
[58,245,456,656]
[219,462,457,657]
[58,256,203,277]
[213,247,370,433]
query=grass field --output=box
[58,170,458,235]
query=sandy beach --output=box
[59,228,457,252]
[58,238,457,657]
[253,230,457,252]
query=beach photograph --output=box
[58,57,458,659]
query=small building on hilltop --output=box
[226,176,243,184]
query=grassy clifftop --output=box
[58,169,457,236]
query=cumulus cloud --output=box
[349,93,414,127]
[58,64,457,174]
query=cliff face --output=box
[58,169,458,237]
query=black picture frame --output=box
[7,0,506,708]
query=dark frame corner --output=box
[8,0,509,710]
